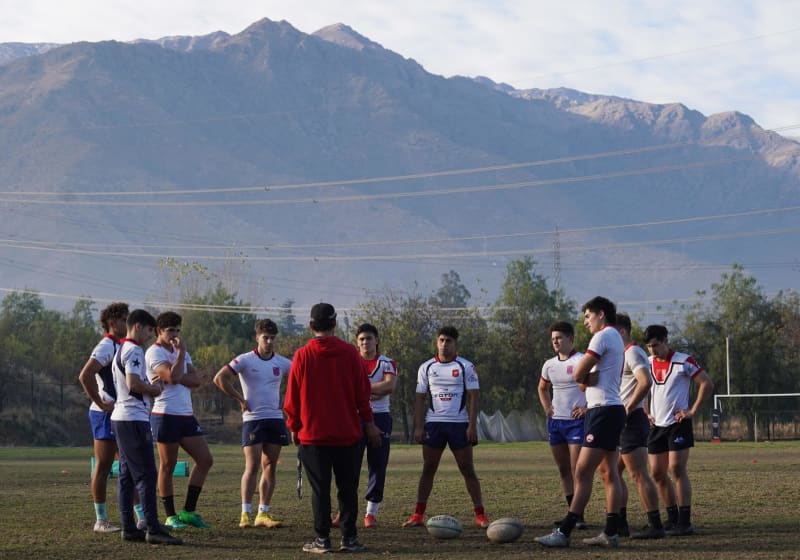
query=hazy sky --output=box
[1,0,798,131]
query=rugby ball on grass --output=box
[426,515,463,539]
[486,517,524,543]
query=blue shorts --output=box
[150,414,205,443]
[89,409,115,441]
[583,405,625,451]
[242,419,289,447]
[547,417,585,446]
[648,420,694,453]
[422,422,471,450]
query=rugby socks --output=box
[366,501,379,516]
[558,511,580,537]
[619,506,628,525]
[473,504,485,516]
[161,495,177,518]
[242,503,252,514]
[565,494,574,507]
[414,502,427,516]
[647,509,664,529]
[94,502,107,521]
[666,504,679,526]
[678,505,692,527]
[184,485,202,512]
[604,512,620,536]
[258,504,270,513]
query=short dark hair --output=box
[100,302,129,332]
[549,321,574,337]
[437,326,459,340]
[310,302,337,332]
[255,319,278,335]
[156,311,182,329]
[127,309,156,329]
[581,296,617,325]
[643,324,669,343]
[616,312,632,333]
[356,323,379,338]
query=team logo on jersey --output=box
[437,392,456,401]
[585,433,595,443]
[273,367,281,377]
[452,369,460,377]
[468,374,478,383]
[567,366,574,375]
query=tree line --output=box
[0,259,797,445]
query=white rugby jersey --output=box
[110,339,152,422]
[621,343,650,410]
[648,350,704,427]
[366,355,397,414]
[146,343,195,416]
[88,334,119,412]
[416,356,480,423]
[227,349,292,421]
[584,326,625,408]
[540,350,587,420]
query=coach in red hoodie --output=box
[284,302,381,553]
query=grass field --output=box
[1,441,798,559]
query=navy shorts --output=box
[89,410,115,441]
[150,414,205,443]
[583,405,625,451]
[242,419,289,447]
[620,408,651,454]
[423,422,471,450]
[648,420,694,453]
[547,417,585,446]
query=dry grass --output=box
[1,441,798,559]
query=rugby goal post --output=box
[712,393,800,442]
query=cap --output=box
[310,302,337,329]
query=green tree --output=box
[429,270,471,308]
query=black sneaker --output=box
[631,524,666,539]
[303,537,332,553]
[146,529,183,545]
[340,536,365,552]
[576,517,588,530]
[618,520,630,537]
[666,524,694,537]
[121,528,146,542]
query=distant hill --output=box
[0,18,797,314]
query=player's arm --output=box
[466,388,479,445]
[179,360,202,388]
[370,372,397,399]
[413,392,426,443]
[572,353,599,386]
[159,339,187,384]
[678,370,714,421]
[626,366,652,415]
[537,377,554,417]
[127,372,162,396]
[78,357,114,412]
[213,365,249,413]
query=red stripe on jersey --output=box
[585,349,601,359]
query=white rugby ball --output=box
[486,517,524,543]
[426,515,463,539]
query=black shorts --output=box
[150,414,205,443]
[647,420,694,453]
[242,418,289,447]
[620,408,651,454]
[583,405,625,451]
[423,422,471,450]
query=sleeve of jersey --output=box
[586,331,605,359]
[90,339,113,366]
[283,353,302,432]
[541,361,550,381]
[629,347,650,373]
[185,351,193,366]
[385,359,398,376]
[227,355,244,375]
[415,363,429,394]
[686,356,704,378]
[465,363,480,390]
[125,349,145,378]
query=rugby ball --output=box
[486,517,524,544]
[426,515,463,539]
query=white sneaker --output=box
[136,518,147,530]
[535,529,569,547]
[582,531,619,547]
[93,519,121,533]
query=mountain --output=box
[0,18,797,316]
[0,42,59,65]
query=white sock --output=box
[258,504,270,513]
[366,501,380,516]
[242,503,251,514]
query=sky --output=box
[1,0,798,132]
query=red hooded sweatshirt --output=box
[284,335,374,446]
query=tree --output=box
[429,270,471,308]
[276,298,303,335]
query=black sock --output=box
[184,485,202,512]
[647,510,664,529]
[666,505,678,525]
[559,511,580,537]
[619,507,628,524]
[565,494,574,507]
[678,505,691,527]
[161,495,176,518]
[604,512,620,536]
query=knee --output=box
[197,454,214,472]
[668,464,686,480]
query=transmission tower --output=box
[552,225,561,291]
